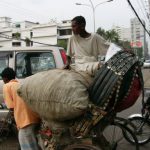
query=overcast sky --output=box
[0,0,136,32]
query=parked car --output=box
[143,60,150,68]
[0,46,66,104]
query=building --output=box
[0,17,11,28]
[57,20,72,40]
[0,17,72,47]
[130,18,147,58]
[112,25,131,42]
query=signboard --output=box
[130,41,142,48]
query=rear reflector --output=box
[60,49,67,64]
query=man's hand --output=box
[97,63,101,70]
[63,56,71,70]
[63,64,71,69]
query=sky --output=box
[0,0,136,32]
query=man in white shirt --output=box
[64,16,109,76]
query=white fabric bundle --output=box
[17,69,93,121]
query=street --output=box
[118,68,150,149]
[0,68,150,150]
[0,137,19,150]
[0,0,149,149]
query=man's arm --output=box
[3,85,14,109]
[64,37,73,69]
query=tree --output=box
[57,39,67,50]
[96,27,139,55]
[105,29,119,43]
[13,32,21,39]
[97,27,106,39]
[118,40,131,50]
[25,37,31,46]
[97,28,119,43]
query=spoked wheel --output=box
[124,116,150,145]
[64,144,101,150]
[94,121,139,150]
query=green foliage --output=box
[96,27,144,59]
[97,28,119,43]
[105,29,119,43]
[97,28,106,39]
[25,37,30,42]
[57,39,67,50]
[13,32,21,39]
[118,40,131,50]
[25,37,31,46]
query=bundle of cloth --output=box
[17,69,93,123]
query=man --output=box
[64,16,109,76]
[1,67,41,150]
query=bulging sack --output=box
[17,69,93,121]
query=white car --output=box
[0,46,67,104]
[144,60,150,68]
[0,46,67,118]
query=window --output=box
[26,41,30,47]
[30,32,33,38]
[26,40,33,47]
[12,42,21,47]
[25,38,31,47]
[15,24,20,28]
[31,41,33,46]
[12,32,21,39]
[16,52,56,78]
[59,29,72,36]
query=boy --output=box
[1,67,41,150]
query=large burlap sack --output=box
[17,69,93,121]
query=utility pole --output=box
[76,0,113,32]
[148,0,150,58]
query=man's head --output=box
[71,16,86,35]
[1,67,16,83]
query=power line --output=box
[140,0,149,15]
[127,0,150,37]
[137,0,149,23]
[0,32,57,47]
[140,0,150,20]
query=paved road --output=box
[0,68,150,150]
[0,136,19,150]
[118,68,150,150]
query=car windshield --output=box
[16,51,56,78]
[0,52,11,79]
[0,57,9,79]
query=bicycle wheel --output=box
[94,121,139,150]
[124,116,150,145]
[64,144,101,150]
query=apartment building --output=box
[112,25,131,41]
[0,17,72,47]
[130,18,148,57]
